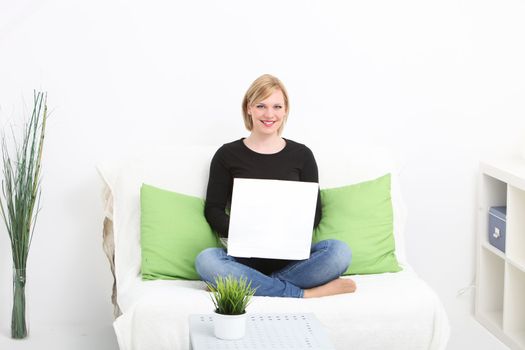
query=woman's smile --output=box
[261,120,276,127]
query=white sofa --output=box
[98,144,450,350]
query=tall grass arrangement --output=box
[0,91,48,339]
[206,275,256,315]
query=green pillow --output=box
[313,174,401,275]
[140,183,221,280]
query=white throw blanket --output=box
[113,269,449,350]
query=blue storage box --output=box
[488,206,506,253]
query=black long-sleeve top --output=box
[204,138,322,274]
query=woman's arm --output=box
[301,147,322,228]
[204,149,232,238]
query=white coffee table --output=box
[189,313,336,350]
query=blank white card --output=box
[227,178,319,260]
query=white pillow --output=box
[97,145,219,301]
[313,146,408,266]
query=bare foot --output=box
[303,278,356,298]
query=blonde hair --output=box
[242,74,289,134]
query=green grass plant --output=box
[206,275,256,315]
[0,91,48,338]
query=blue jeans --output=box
[195,239,351,298]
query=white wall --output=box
[0,0,524,347]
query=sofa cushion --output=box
[140,183,221,280]
[313,174,401,275]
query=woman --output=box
[195,74,356,298]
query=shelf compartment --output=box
[482,241,505,260]
[507,185,525,269]
[476,247,505,329]
[478,174,507,247]
[504,263,525,348]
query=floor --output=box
[0,324,119,350]
[0,312,510,350]
[447,311,509,350]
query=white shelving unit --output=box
[476,158,525,350]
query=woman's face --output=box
[247,89,286,136]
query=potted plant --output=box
[206,275,256,340]
[0,91,48,338]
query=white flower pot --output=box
[213,312,247,340]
